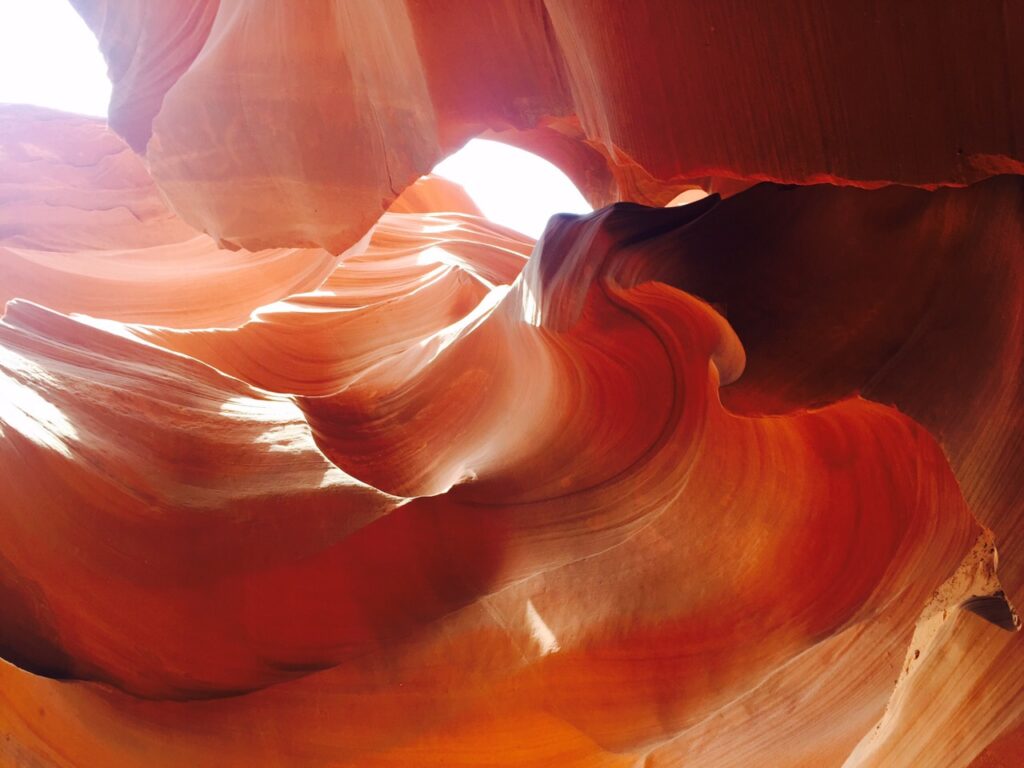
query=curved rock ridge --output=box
[387,174,485,216]
[69,0,221,153]
[131,209,533,396]
[71,1,1024,252]
[0,105,347,327]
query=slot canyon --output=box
[1,2,1023,766]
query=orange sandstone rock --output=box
[0,3,1021,767]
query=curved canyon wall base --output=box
[1,2,1023,767]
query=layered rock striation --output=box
[0,3,1022,766]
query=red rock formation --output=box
[0,3,1022,767]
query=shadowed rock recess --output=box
[0,2,1022,766]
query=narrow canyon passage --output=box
[0,2,1023,767]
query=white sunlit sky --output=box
[0,0,590,239]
